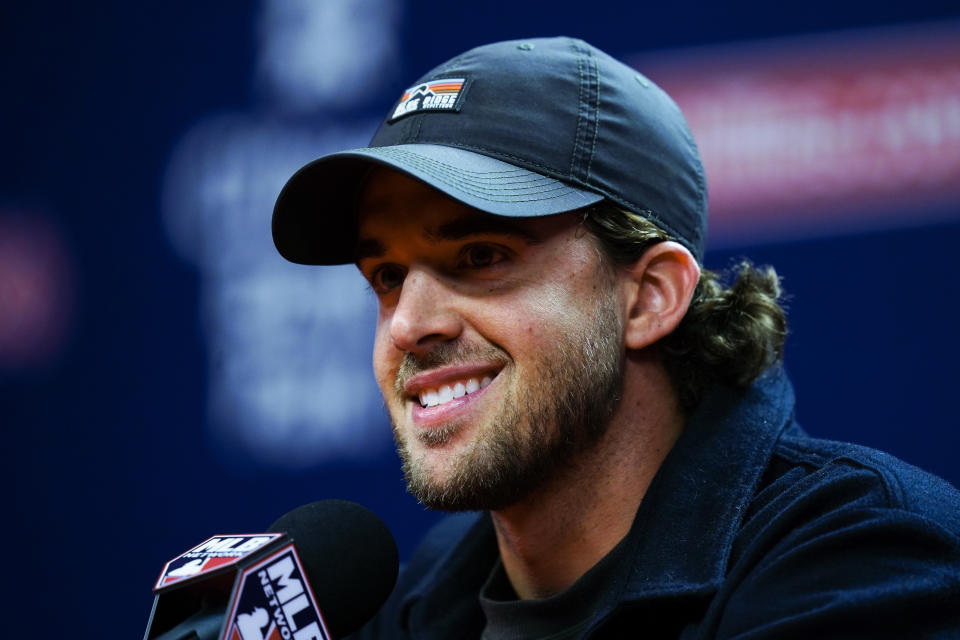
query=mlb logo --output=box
[226,545,330,640]
[155,534,283,589]
[389,78,469,121]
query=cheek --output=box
[371,317,398,393]
[514,267,617,351]
[473,282,594,355]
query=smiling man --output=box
[358,169,635,517]
[272,38,960,639]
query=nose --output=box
[389,267,462,352]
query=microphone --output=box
[143,500,399,640]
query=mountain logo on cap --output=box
[389,78,468,122]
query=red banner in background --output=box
[631,21,960,247]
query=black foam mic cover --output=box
[269,500,399,638]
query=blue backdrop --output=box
[2,1,958,637]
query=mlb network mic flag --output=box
[145,533,332,640]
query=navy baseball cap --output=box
[273,36,707,265]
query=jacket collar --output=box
[617,366,795,600]
[398,367,796,632]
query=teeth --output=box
[419,376,493,408]
[439,385,454,404]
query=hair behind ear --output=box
[583,201,787,413]
[660,260,786,411]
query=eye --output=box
[460,244,508,269]
[369,264,406,294]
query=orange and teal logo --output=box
[389,78,468,121]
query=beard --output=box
[389,288,625,511]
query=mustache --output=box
[394,341,509,398]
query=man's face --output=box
[356,169,625,510]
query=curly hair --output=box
[582,201,787,413]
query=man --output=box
[272,37,960,638]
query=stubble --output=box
[390,288,624,511]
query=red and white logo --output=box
[155,534,283,590]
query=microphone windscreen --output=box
[269,500,398,639]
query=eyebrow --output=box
[354,214,540,262]
[431,215,540,243]
[355,237,387,262]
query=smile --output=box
[419,376,493,408]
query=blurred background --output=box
[2,1,958,636]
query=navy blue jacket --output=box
[355,368,960,638]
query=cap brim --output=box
[272,143,603,265]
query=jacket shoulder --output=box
[769,427,960,534]
[710,427,960,638]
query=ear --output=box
[622,241,701,350]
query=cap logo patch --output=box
[389,78,468,122]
